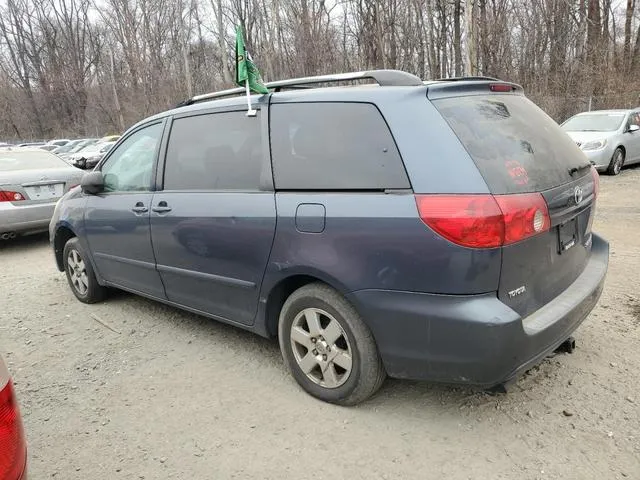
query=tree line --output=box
[0,0,639,140]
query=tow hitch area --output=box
[555,336,577,354]
[486,337,579,394]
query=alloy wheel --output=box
[613,150,623,174]
[67,249,88,295]
[290,308,353,388]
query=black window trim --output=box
[156,105,274,193]
[268,101,412,192]
[93,118,168,196]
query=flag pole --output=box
[245,78,257,117]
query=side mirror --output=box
[629,124,639,133]
[81,171,104,195]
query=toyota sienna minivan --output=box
[50,70,609,405]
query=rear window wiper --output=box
[568,163,591,176]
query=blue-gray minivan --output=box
[50,70,609,405]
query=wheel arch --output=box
[53,224,77,271]
[260,269,352,338]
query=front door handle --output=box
[131,202,148,214]
[152,201,172,213]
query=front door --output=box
[84,121,166,298]
[625,112,640,164]
[150,109,276,325]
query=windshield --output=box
[561,113,626,132]
[0,151,68,171]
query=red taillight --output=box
[0,191,25,202]
[494,194,550,245]
[489,83,514,92]
[0,380,27,480]
[416,193,550,248]
[415,195,504,248]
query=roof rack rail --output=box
[178,69,423,107]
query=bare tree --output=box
[1,0,640,141]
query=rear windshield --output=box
[433,95,585,194]
[561,113,626,132]
[0,151,67,171]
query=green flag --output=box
[235,26,268,94]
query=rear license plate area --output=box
[24,183,64,200]
[558,218,578,254]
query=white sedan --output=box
[0,149,83,239]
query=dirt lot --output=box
[1,169,639,480]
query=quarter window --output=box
[270,103,409,190]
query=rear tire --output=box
[607,148,624,175]
[63,237,107,304]
[278,283,386,406]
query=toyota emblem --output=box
[574,186,584,205]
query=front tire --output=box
[278,283,386,405]
[607,147,625,175]
[63,237,107,303]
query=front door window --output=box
[101,123,163,192]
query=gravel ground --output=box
[1,168,640,480]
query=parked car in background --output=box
[0,352,27,479]
[51,70,608,405]
[53,139,98,159]
[1,150,83,239]
[46,139,70,147]
[17,142,44,148]
[561,109,640,175]
[98,134,121,143]
[52,139,84,155]
[37,145,59,152]
[69,141,115,169]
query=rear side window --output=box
[434,95,585,194]
[164,111,263,191]
[270,103,410,190]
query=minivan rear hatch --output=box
[431,87,597,317]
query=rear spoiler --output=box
[426,79,524,100]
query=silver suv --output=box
[561,109,640,175]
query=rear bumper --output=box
[347,233,609,387]
[0,202,56,234]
